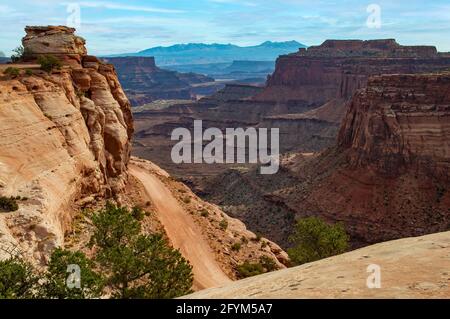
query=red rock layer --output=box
[256,39,450,106]
[0,26,133,262]
[339,73,450,179]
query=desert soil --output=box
[129,164,232,290]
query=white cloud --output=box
[63,1,184,14]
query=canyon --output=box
[0,26,288,287]
[0,26,449,299]
[205,72,450,249]
[132,39,450,188]
[103,56,218,106]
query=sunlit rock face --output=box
[256,39,450,106]
[0,26,133,263]
[339,72,450,179]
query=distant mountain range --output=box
[108,41,306,66]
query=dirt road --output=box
[129,164,231,290]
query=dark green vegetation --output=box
[89,203,193,299]
[236,256,279,279]
[3,67,20,78]
[0,203,193,299]
[0,196,19,212]
[287,217,349,266]
[0,258,38,299]
[10,46,32,63]
[38,55,62,73]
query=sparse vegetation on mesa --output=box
[38,54,62,73]
[287,217,349,266]
[0,203,193,299]
[236,256,279,279]
[10,46,32,63]
[3,67,20,78]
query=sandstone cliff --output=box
[204,72,450,249]
[104,57,214,106]
[338,73,450,178]
[257,39,450,105]
[0,26,133,262]
[185,231,450,299]
[0,27,288,284]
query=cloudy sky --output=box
[1,0,449,55]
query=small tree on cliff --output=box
[41,248,104,299]
[89,203,193,299]
[288,217,349,265]
[0,257,39,299]
[11,46,33,63]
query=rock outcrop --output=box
[257,39,450,105]
[338,73,450,178]
[103,57,214,106]
[0,27,290,286]
[0,26,133,262]
[204,72,450,249]
[185,231,450,299]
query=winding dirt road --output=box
[129,164,231,290]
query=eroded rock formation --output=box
[0,26,133,262]
[204,72,450,248]
[103,56,215,106]
[338,73,450,178]
[257,39,450,105]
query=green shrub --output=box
[3,67,20,78]
[236,256,278,279]
[89,203,193,299]
[219,218,228,230]
[38,54,62,73]
[200,209,209,217]
[41,248,104,299]
[131,206,145,221]
[0,258,39,299]
[11,46,25,63]
[236,262,264,279]
[252,233,262,242]
[259,256,277,272]
[231,242,241,251]
[25,69,33,76]
[0,196,19,212]
[287,217,349,266]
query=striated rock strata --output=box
[0,26,133,262]
[103,57,215,106]
[257,39,450,105]
[204,72,450,248]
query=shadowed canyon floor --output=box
[185,232,450,299]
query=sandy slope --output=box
[129,164,232,290]
[184,231,450,299]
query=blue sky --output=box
[1,0,449,55]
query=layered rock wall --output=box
[104,57,214,106]
[0,26,133,262]
[256,39,450,105]
[338,73,450,178]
